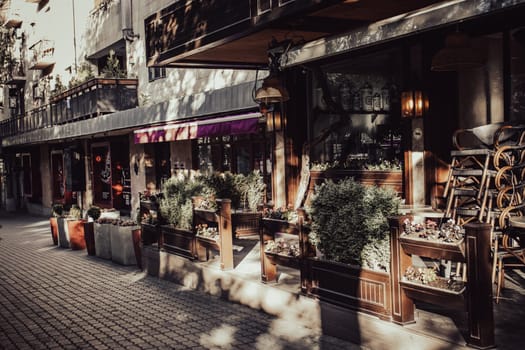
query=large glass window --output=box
[510,27,525,122]
[310,49,403,171]
[195,132,272,199]
[91,143,112,207]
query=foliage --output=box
[86,206,102,221]
[101,49,126,79]
[307,178,400,272]
[51,203,64,217]
[68,62,95,88]
[51,75,66,96]
[68,205,82,220]
[237,170,266,211]
[0,28,16,83]
[262,205,298,223]
[159,176,205,230]
[197,172,243,209]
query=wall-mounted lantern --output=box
[401,90,425,118]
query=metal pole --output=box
[72,0,78,73]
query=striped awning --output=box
[133,112,262,144]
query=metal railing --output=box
[0,78,138,138]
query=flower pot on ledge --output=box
[110,224,140,266]
[94,222,112,259]
[67,219,86,250]
[49,217,59,245]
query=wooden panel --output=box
[307,258,392,319]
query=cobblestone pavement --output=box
[0,214,361,350]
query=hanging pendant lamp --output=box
[431,31,486,71]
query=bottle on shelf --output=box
[373,92,382,112]
[381,84,390,111]
[361,82,373,112]
[340,80,352,112]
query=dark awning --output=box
[133,112,262,144]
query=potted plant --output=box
[158,176,204,259]
[66,205,86,250]
[84,206,101,256]
[139,192,162,246]
[94,209,120,260]
[304,177,400,319]
[49,203,64,245]
[110,218,141,266]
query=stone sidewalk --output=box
[2,212,524,350]
[0,213,360,350]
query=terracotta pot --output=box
[83,221,96,256]
[49,217,59,245]
[67,219,86,250]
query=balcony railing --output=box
[2,3,23,28]
[2,59,26,84]
[28,39,55,70]
[0,78,138,138]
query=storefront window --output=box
[310,49,403,171]
[195,132,272,199]
[51,151,65,201]
[510,27,525,122]
[91,144,112,207]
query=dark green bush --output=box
[87,206,102,221]
[159,176,205,230]
[308,178,400,272]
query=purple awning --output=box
[134,112,261,144]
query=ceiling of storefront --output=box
[170,0,446,68]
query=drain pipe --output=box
[121,0,139,41]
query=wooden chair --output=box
[495,204,525,303]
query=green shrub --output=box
[159,176,205,230]
[197,172,243,209]
[68,205,82,220]
[238,170,266,211]
[51,203,64,217]
[308,178,400,272]
[86,206,102,221]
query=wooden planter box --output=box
[398,236,465,262]
[94,222,112,259]
[303,258,392,320]
[110,225,140,266]
[160,225,196,260]
[232,211,261,238]
[260,218,301,283]
[193,201,234,270]
[141,222,160,246]
[400,279,466,310]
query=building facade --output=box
[1,0,525,220]
[0,0,269,218]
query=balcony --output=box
[3,59,26,84]
[84,0,124,60]
[144,0,445,68]
[0,78,138,138]
[2,4,23,28]
[28,39,55,70]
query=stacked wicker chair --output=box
[444,123,525,301]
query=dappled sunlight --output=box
[18,220,49,229]
[199,324,237,349]
[120,270,149,284]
